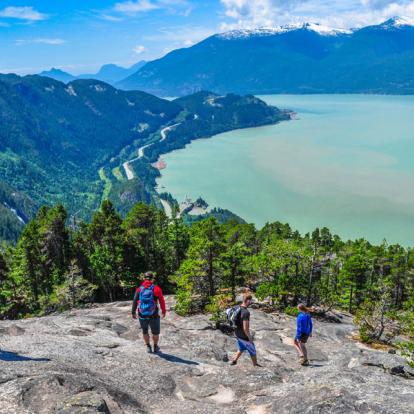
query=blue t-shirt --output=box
[296,312,313,339]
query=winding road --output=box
[121,123,181,216]
[122,160,135,180]
[123,123,181,181]
[160,123,180,141]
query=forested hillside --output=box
[0,201,413,364]
[0,74,180,233]
[0,75,289,242]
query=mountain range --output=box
[118,17,414,96]
[39,61,146,85]
[0,74,288,242]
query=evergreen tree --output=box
[123,203,157,277]
[53,259,97,309]
[175,218,225,311]
[0,248,10,313]
[88,200,125,301]
[340,241,373,313]
[221,222,256,300]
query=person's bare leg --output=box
[251,355,262,367]
[153,335,159,347]
[143,333,150,346]
[231,350,242,364]
[300,343,308,361]
[294,339,303,357]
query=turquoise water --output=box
[157,95,414,245]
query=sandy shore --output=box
[152,157,167,170]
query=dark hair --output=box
[144,271,154,280]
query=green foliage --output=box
[0,76,285,243]
[256,282,280,304]
[159,192,179,209]
[284,305,300,317]
[1,198,413,346]
[51,262,97,312]
[175,218,225,311]
[182,208,246,226]
[175,289,192,316]
[397,341,414,368]
[354,286,395,343]
[205,293,231,323]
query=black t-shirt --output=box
[235,306,250,340]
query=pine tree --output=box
[175,218,225,311]
[54,259,97,309]
[88,200,125,301]
[221,223,255,300]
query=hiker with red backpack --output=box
[132,271,166,353]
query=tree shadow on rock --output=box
[155,351,199,365]
[0,350,51,362]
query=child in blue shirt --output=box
[293,303,313,366]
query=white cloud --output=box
[133,44,146,54]
[0,6,47,21]
[114,0,160,14]
[113,0,191,15]
[99,13,124,21]
[219,0,414,30]
[16,38,66,46]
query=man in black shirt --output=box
[230,292,261,367]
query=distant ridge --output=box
[39,68,76,83]
[39,61,146,85]
[118,17,414,96]
[217,22,353,39]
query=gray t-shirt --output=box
[235,306,250,340]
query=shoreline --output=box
[152,157,167,170]
[152,110,293,217]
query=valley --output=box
[0,76,289,242]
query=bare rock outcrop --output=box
[0,298,413,413]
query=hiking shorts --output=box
[236,338,257,357]
[295,334,309,343]
[139,317,161,335]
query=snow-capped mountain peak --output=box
[217,22,352,40]
[301,22,352,35]
[379,16,414,29]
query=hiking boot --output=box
[153,345,160,354]
[230,360,237,366]
[298,356,305,364]
[146,344,152,353]
[301,359,310,366]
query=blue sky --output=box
[1,0,414,74]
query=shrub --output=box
[397,341,414,368]
[354,289,394,343]
[175,289,192,316]
[284,305,299,317]
[205,293,231,323]
[256,281,279,305]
